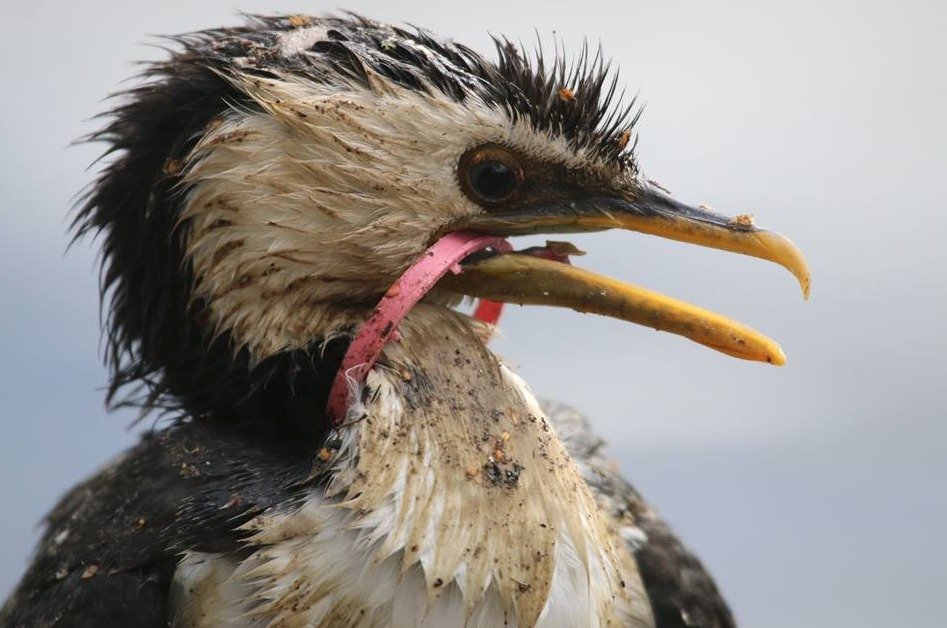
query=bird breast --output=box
[170,308,653,627]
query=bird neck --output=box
[308,305,642,624]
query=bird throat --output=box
[204,306,653,626]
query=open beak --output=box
[439,182,810,365]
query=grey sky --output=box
[1,0,945,625]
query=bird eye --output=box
[469,160,517,202]
[459,145,523,205]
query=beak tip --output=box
[799,275,811,301]
[770,349,787,366]
[751,229,810,302]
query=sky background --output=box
[1,0,944,625]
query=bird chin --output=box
[439,239,789,365]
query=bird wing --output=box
[0,422,315,627]
[542,400,737,628]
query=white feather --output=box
[171,309,654,627]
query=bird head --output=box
[78,15,807,436]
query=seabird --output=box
[1,13,809,628]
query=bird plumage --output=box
[2,13,744,627]
[2,400,732,627]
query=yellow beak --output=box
[441,182,810,365]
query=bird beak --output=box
[440,182,810,365]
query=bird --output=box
[1,13,809,628]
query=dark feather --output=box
[71,39,347,442]
[0,422,317,626]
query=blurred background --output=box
[1,0,944,625]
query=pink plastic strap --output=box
[326,230,512,425]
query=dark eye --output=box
[469,161,517,202]
[459,144,523,205]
